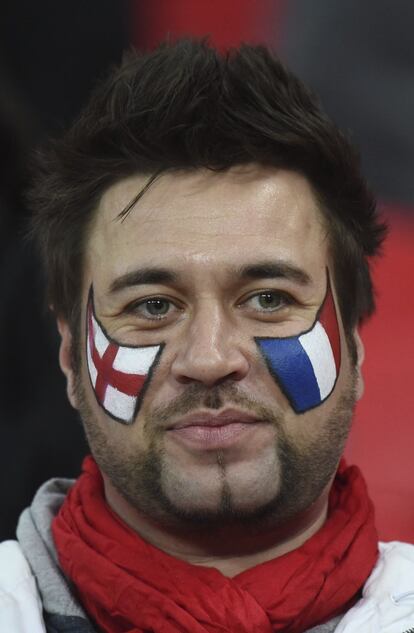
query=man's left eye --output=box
[244,291,290,312]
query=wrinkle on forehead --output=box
[86,166,329,292]
[96,165,321,224]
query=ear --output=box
[57,318,78,409]
[353,329,365,401]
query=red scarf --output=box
[52,457,378,633]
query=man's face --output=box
[69,165,359,529]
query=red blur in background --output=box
[345,210,414,542]
[132,0,284,50]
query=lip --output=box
[166,408,267,450]
[168,408,262,430]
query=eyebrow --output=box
[109,268,178,293]
[109,260,311,295]
[237,261,311,285]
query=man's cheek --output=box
[255,272,341,414]
[86,288,164,424]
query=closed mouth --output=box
[168,408,263,430]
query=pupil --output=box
[147,299,168,315]
[260,293,279,308]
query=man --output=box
[1,40,413,633]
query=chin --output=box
[159,454,284,526]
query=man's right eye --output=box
[125,297,172,319]
[126,296,183,322]
[142,299,171,317]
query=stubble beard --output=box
[74,369,357,534]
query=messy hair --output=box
[29,38,386,333]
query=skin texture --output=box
[58,165,364,576]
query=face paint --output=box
[86,288,164,424]
[255,271,341,413]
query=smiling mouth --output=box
[166,408,269,449]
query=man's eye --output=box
[131,298,174,319]
[245,291,289,312]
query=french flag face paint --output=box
[255,271,341,414]
[86,288,164,424]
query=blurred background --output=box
[1,0,413,542]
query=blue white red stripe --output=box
[255,274,341,413]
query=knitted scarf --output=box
[53,456,378,633]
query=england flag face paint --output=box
[86,288,164,424]
[255,271,341,414]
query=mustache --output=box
[144,382,282,430]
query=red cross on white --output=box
[86,298,161,423]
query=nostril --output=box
[171,346,249,387]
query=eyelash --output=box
[242,290,292,313]
[126,290,293,322]
[126,297,180,321]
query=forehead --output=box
[86,165,328,289]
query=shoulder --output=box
[334,541,414,632]
[0,540,46,632]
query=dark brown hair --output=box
[29,39,386,332]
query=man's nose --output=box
[170,302,250,387]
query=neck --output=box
[103,477,331,577]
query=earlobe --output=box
[57,318,78,409]
[353,329,365,401]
